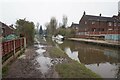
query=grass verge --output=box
[2,65,9,77]
[56,60,101,78]
[49,47,68,58]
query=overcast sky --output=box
[0,0,120,29]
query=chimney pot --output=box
[83,11,86,15]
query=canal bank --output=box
[46,37,101,78]
[57,40,120,78]
[68,38,120,49]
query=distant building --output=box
[0,21,15,37]
[70,22,79,31]
[71,11,120,41]
[70,21,88,38]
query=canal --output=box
[57,40,120,78]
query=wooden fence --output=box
[2,37,26,65]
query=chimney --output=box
[83,11,86,15]
[72,22,74,24]
[99,13,101,17]
[118,12,120,17]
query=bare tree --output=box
[46,17,57,36]
[36,22,39,34]
[62,15,68,28]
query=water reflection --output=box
[65,47,80,62]
[58,40,120,78]
[104,49,119,59]
[116,64,120,78]
[85,63,117,78]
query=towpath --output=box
[3,36,59,78]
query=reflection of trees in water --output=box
[59,40,76,51]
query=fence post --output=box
[13,39,15,57]
[24,37,26,49]
[0,42,1,79]
[20,38,22,51]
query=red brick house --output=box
[70,22,79,32]
[70,22,87,38]
[0,21,15,37]
[71,12,120,41]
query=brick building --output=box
[0,21,14,37]
[70,21,88,38]
[71,11,120,41]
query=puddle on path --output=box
[36,56,53,74]
[34,38,66,75]
[34,38,53,75]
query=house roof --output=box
[70,22,87,29]
[70,22,79,27]
[0,21,15,30]
[0,21,8,28]
[83,15,117,22]
[9,24,15,30]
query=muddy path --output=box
[3,37,59,78]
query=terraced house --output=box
[71,11,120,41]
[0,21,14,37]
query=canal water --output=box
[57,40,120,78]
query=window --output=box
[92,21,95,24]
[2,28,5,34]
[92,28,96,31]
[108,22,112,26]
[85,21,87,24]
[114,23,117,26]
[101,28,104,31]
[108,28,113,31]
[118,23,120,26]
[76,27,78,30]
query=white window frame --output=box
[108,22,112,26]
[92,21,95,24]
[118,23,120,26]
[85,21,87,24]
[114,23,117,26]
